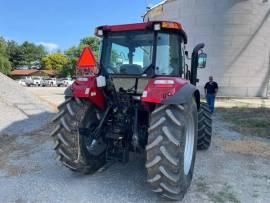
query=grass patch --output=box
[195,178,240,203]
[208,184,240,203]
[217,107,270,138]
[196,177,210,193]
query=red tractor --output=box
[51,21,212,200]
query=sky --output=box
[0,0,162,52]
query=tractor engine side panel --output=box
[71,76,106,110]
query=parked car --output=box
[41,78,48,87]
[66,78,74,86]
[56,78,67,87]
[16,79,26,86]
[25,76,42,86]
[41,78,57,87]
[32,77,43,86]
[56,78,73,87]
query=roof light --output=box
[161,22,181,30]
[96,28,103,36]
[154,79,175,85]
[154,23,161,31]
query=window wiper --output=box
[142,64,155,75]
[139,47,150,55]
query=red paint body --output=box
[100,22,151,32]
[141,77,189,104]
[71,76,188,109]
[71,76,105,110]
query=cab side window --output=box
[156,33,182,76]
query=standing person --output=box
[204,76,218,113]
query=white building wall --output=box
[145,0,270,97]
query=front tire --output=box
[50,97,106,174]
[146,99,198,200]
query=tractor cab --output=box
[96,21,187,78]
[93,21,206,98]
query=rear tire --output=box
[146,99,198,200]
[50,97,106,174]
[197,103,212,150]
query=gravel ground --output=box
[0,116,269,203]
[1,86,270,202]
[0,74,54,136]
[27,87,66,108]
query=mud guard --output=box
[141,77,200,108]
[65,77,106,110]
[162,83,200,109]
[64,86,73,97]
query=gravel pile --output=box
[0,73,54,136]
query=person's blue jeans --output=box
[206,94,216,113]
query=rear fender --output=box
[162,84,200,109]
[70,76,106,110]
[141,77,200,108]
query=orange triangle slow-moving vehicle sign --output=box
[77,47,97,68]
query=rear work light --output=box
[95,28,103,36]
[154,23,161,31]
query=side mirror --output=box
[198,52,207,68]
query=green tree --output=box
[65,36,100,59]
[65,36,100,76]
[79,36,100,58]
[21,41,46,67]
[0,36,48,73]
[42,53,69,76]
[0,55,12,75]
[0,37,7,56]
[5,40,46,68]
[0,37,12,75]
[6,40,24,68]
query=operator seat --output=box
[120,64,142,74]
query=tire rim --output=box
[184,114,195,175]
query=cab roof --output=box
[96,21,187,44]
